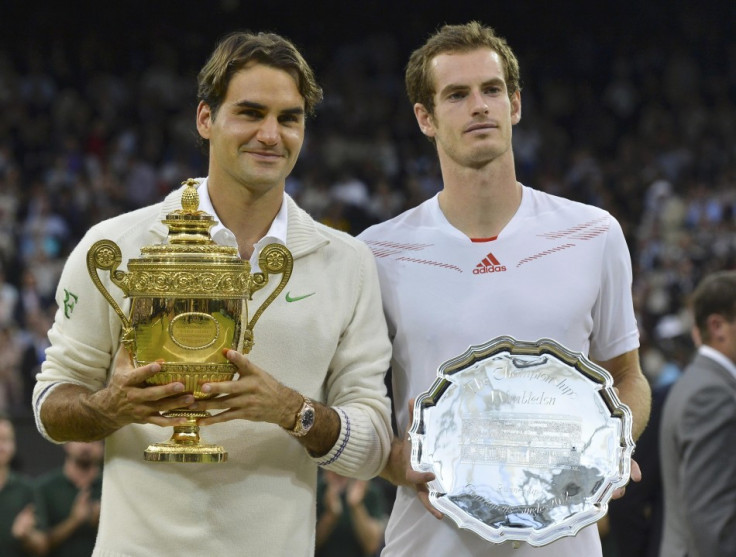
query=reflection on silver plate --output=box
[410,337,634,547]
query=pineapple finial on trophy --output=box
[162,179,215,245]
[180,178,201,214]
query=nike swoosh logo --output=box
[285,292,316,303]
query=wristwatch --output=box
[287,396,315,437]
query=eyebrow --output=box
[234,100,305,116]
[439,77,506,97]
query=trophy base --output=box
[144,442,228,463]
[144,411,227,463]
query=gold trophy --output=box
[86,179,293,463]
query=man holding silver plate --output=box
[32,32,393,556]
[359,21,651,556]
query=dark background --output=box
[3,1,732,95]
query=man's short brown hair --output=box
[197,31,323,119]
[692,270,736,343]
[405,21,521,115]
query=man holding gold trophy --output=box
[32,32,393,556]
[359,21,652,556]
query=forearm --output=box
[616,371,651,441]
[47,515,83,550]
[314,510,340,548]
[348,503,385,555]
[596,350,651,441]
[40,383,121,442]
[19,529,48,556]
[379,437,406,486]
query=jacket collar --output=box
[697,345,736,383]
[150,180,328,259]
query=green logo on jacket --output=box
[63,289,79,318]
[285,291,315,303]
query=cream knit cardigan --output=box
[33,183,393,557]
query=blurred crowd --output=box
[0,6,734,453]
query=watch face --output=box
[301,408,315,430]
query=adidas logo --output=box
[473,252,507,274]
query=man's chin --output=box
[237,166,296,189]
[237,174,287,193]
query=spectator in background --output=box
[0,326,24,415]
[367,178,405,223]
[659,270,736,557]
[14,270,51,330]
[0,162,20,246]
[19,311,52,407]
[316,470,388,557]
[0,267,19,328]
[19,189,70,267]
[330,166,371,212]
[36,441,103,557]
[0,415,48,556]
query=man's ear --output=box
[510,90,522,125]
[707,313,727,344]
[196,101,213,140]
[414,103,436,139]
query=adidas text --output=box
[473,265,507,274]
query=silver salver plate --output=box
[410,336,635,547]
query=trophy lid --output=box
[137,178,242,262]
[117,179,250,299]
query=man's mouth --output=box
[464,122,497,133]
[245,150,284,160]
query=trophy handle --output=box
[243,243,293,353]
[86,239,133,337]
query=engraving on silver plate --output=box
[410,336,634,547]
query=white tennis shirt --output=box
[359,185,639,557]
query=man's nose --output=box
[256,116,279,145]
[470,91,489,116]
